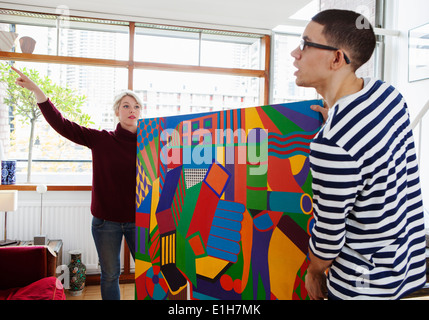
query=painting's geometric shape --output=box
[185,163,232,245]
[253,211,274,232]
[267,192,313,215]
[156,209,176,234]
[160,264,187,294]
[188,234,206,256]
[277,215,310,255]
[136,189,152,228]
[136,212,150,229]
[268,222,307,300]
[203,199,245,261]
[136,99,323,300]
[204,162,231,197]
[135,259,151,279]
[195,256,230,280]
[156,166,183,213]
[135,263,169,300]
[144,266,169,300]
[185,182,220,244]
[150,178,160,234]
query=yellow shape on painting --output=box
[135,259,152,279]
[268,227,306,300]
[195,256,229,280]
[244,107,264,132]
[289,155,307,176]
[216,146,224,166]
[150,178,160,233]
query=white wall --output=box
[384,0,429,211]
[384,0,429,116]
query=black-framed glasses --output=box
[300,39,351,65]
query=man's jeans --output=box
[91,217,135,300]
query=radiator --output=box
[1,198,134,274]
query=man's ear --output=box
[331,51,348,70]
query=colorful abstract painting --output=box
[135,100,323,300]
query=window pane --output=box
[134,28,199,65]
[200,34,262,69]
[0,14,57,55]
[0,13,129,60]
[1,61,128,184]
[272,34,317,104]
[58,21,129,60]
[133,69,260,118]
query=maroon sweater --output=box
[38,99,136,223]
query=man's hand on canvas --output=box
[311,103,329,124]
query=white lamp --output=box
[34,184,48,245]
[0,190,18,246]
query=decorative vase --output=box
[19,36,36,54]
[68,250,86,296]
[1,160,16,185]
[0,31,19,52]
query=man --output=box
[291,9,427,300]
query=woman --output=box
[12,66,142,300]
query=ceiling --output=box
[0,0,314,33]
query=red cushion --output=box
[0,246,48,289]
[0,277,65,300]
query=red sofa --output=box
[0,246,65,300]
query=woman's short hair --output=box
[112,90,143,116]
[312,9,376,71]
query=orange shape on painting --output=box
[204,163,229,196]
[188,235,205,256]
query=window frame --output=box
[0,9,271,189]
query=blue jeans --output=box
[91,217,135,300]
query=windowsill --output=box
[0,184,92,191]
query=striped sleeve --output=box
[309,138,363,261]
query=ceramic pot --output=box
[1,160,16,185]
[19,36,36,54]
[68,250,86,296]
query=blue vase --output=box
[1,160,16,185]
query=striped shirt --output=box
[309,78,427,300]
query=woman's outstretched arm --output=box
[12,66,48,104]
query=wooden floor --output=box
[65,283,429,301]
[65,283,135,300]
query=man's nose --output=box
[291,46,300,59]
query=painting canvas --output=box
[135,100,323,300]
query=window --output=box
[200,33,261,70]
[5,61,128,184]
[271,0,380,104]
[135,27,199,65]
[271,33,318,104]
[134,25,263,70]
[57,21,129,60]
[0,9,268,185]
[134,69,260,118]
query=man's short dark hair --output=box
[312,9,376,71]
